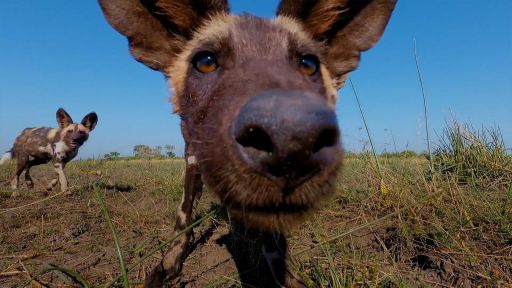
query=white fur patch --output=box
[53,141,69,160]
[177,192,188,226]
[177,209,187,226]
[0,152,12,165]
[187,156,197,165]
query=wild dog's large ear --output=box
[56,108,73,128]
[277,0,397,88]
[81,112,98,131]
[98,0,230,72]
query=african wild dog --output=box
[99,0,396,286]
[1,108,98,197]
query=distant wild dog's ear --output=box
[277,0,397,88]
[81,112,98,131]
[98,0,230,72]
[56,108,73,128]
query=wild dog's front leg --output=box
[25,166,34,188]
[10,167,22,192]
[46,178,59,191]
[53,162,70,195]
[145,153,203,288]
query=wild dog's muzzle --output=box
[232,90,340,194]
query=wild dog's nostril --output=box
[236,126,274,153]
[313,128,339,153]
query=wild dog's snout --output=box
[233,91,340,191]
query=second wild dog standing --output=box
[1,108,98,196]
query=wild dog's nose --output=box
[233,91,340,192]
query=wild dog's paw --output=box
[46,179,58,191]
[144,259,184,288]
[144,263,167,288]
[26,181,34,189]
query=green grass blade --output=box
[21,263,91,288]
[94,186,130,288]
[413,38,434,172]
[105,207,221,288]
[349,78,383,179]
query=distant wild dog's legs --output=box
[145,145,203,287]
[46,162,59,191]
[53,162,69,194]
[11,156,28,196]
[25,165,34,188]
[46,178,59,191]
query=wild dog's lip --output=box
[280,167,320,194]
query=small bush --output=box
[433,121,512,189]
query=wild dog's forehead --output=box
[77,124,89,132]
[181,15,321,60]
[228,16,318,57]
[167,14,326,107]
[62,124,77,131]
[62,124,89,132]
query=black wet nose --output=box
[233,91,340,190]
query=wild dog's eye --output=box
[299,55,320,76]
[192,51,218,74]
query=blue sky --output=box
[1,0,511,158]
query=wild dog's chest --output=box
[53,141,78,162]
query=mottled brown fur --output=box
[3,108,97,196]
[99,0,396,286]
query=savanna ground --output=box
[1,133,511,287]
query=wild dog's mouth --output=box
[69,141,82,148]
[246,161,321,198]
[225,188,328,232]
[230,165,335,225]
[228,200,311,214]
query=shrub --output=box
[433,121,511,189]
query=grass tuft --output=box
[433,120,512,189]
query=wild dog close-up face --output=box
[99,0,396,286]
[1,108,98,197]
[172,14,348,231]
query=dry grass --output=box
[434,121,512,190]
[295,155,511,287]
[0,148,511,287]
